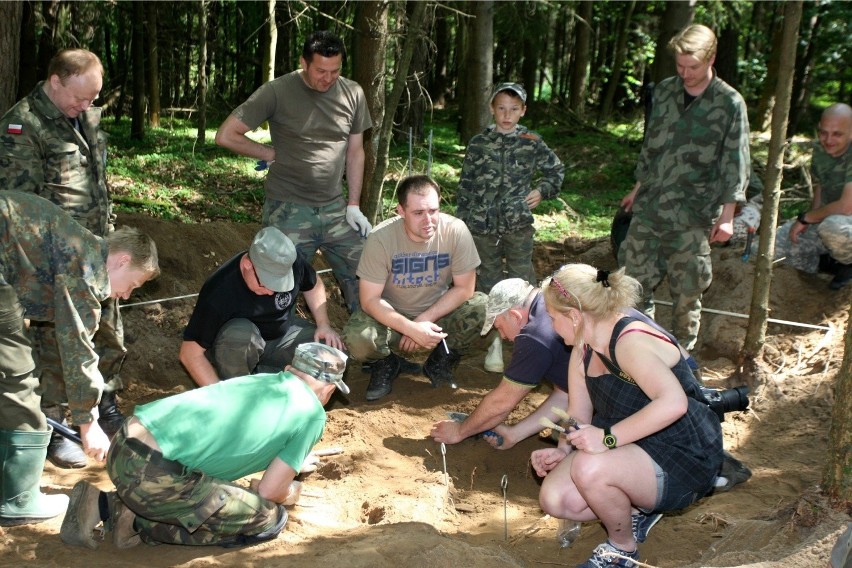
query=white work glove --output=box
[346,205,372,238]
[283,480,303,506]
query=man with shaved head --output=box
[775,103,852,289]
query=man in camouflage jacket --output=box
[456,83,565,295]
[0,49,126,467]
[775,103,852,290]
[619,25,749,351]
[0,191,158,525]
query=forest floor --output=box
[1,213,850,568]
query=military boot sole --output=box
[60,481,102,549]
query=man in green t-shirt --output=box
[60,342,349,549]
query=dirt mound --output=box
[3,213,849,567]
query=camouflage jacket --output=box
[456,124,564,236]
[633,73,749,230]
[0,82,112,237]
[812,141,852,205]
[0,192,109,425]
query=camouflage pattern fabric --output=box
[0,82,126,405]
[0,82,113,236]
[632,74,749,230]
[619,222,711,352]
[342,292,488,362]
[472,226,537,294]
[107,426,283,546]
[623,73,748,351]
[263,197,362,312]
[34,297,125,407]
[0,192,109,426]
[456,124,564,237]
[775,216,852,271]
[775,143,852,270]
[0,285,46,431]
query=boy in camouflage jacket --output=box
[456,83,565,294]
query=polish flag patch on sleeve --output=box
[7,124,23,135]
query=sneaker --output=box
[631,511,662,544]
[713,451,752,493]
[484,336,504,373]
[60,481,103,549]
[576,540,639,568]
[365,354,401,401]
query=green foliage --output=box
[108,119,266,223]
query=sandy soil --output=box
[1,212,849,568]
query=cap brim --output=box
[333,379,350,396]
[256,267,294,292]
[481,312,498,335]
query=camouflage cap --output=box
[490,82,527,104]
[481,278,536,335]
[292,342,350,395]
[249,227,296,292]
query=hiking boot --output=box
[60,481,103,549]
[818,253,841,275]
[365,354,401,401]
[361,357,422,375]
[422,345,460,389]
[97,391,126,438]
[484,336,504,373]
[43,406,86,469]
[713,450,752,493]
[577,540,639,567]
[107,492,141,549]
[830,263,852,290]
[631,511,662,544]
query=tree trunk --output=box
[0,1,22,115]
[131,1,146,140]
[459,0,493,145]
[568,0,592,116]
[395,1,432,144]
[146,1,161,128]
[262,0,277,84]
[366,0,427,223]
[650,0,695,83]
[18,1,36,98]
[823,303,852,506]
[428,7,450,108]
[352,0,389,221]
[739,0,802,389]
[598,0,635,125]
[715,25,739,88]
[787,6,823,137]
[753,13,783,132]
[196,0,208,146]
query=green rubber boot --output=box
[0,428,70,526]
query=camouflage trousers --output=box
[342,292,489,361]
[0,285,45,431]
[107,422,285,546]
[263,197,363,313]
[33,296,125,408]
[472,226,538,294]
[619,222,711,351]
[206,317,316,379]
[774,215,852,273]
